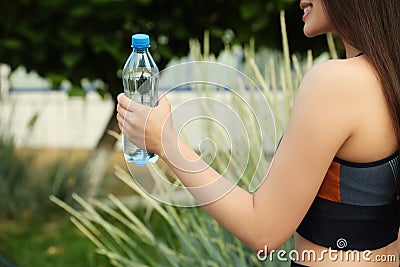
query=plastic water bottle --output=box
[122,33,159,166]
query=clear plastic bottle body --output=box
[122,46,159,166]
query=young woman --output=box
[116,0,400,266]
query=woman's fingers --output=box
[116,90,175,155]
[117,93,130,110]
[116,112,124,127]
[118,121,124,133]
[116,98,147,127]
[117,93,142,112]
[118,92,169,117]
[116,103,126,119]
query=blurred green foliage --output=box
[0,136,34,220]
[0,220,111,267]
[0,0,332,98]
[0,136,90,221]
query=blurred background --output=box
[0,0,342,266]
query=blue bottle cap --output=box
[131,34,150,49]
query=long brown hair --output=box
[321,0,400,148]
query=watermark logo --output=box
[336,238,347,249]
[123,61,277,207]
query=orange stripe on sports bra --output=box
[317,161,340,202]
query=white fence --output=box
[0,91,115,149]
[0,64,282,153]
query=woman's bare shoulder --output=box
[295,58,394,160]
[305,57,375,82]
[298,58,379,101]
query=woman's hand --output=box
[116,92,176,159]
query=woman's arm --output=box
[117,60,358,251]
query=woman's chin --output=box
[303,31,315,38]
[303,27,325,38]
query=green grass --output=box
[0,216,112,267]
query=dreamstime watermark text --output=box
[257,240,398,263]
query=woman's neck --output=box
[343,41,362,58]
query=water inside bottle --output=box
[123,68,157,106]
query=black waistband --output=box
[297,197,399,250]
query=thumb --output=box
[157,91,170,106]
